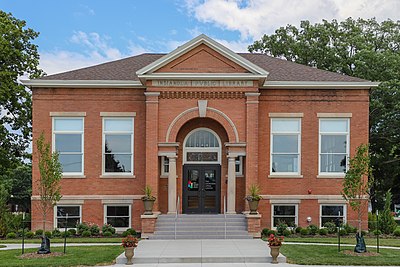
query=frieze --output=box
[153,80,253,87]
[160,91,245,99]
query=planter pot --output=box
[124,247,134,265]
[269,245,281,264]
[248,200,259,215]
[143,199,155,215]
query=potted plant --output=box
[245,184,262,214]
[122,235,138,265]
[142,185,156,215]
[268,234,284,264]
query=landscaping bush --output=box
[393,229,400,236]
[90,224,100,236]
[261,228,270,237]
[323,222,337,234]
[339,229,348,236]
[45,231,52,238]
[319,228,328,235]
[283,229,291,236]
[368,212,378,231]
[6,232,17,239]
[276,223,288,235]
[295,226,302,233]
[344,223,357,234]
[102,224,116,234]
[122,231,129,237]
[373,229,382,235]
[126,228,137,236]
[77,223,90,235]
[35,229,43,236]
[25,231,34,238]
[379,190,398,234]
[81,230,91,237]
[68,228,77,236]
[307,224,319,235]
[52,229,61,237]
[267,230,276,236]
[102,231,113,237]
[300,228,309,236]
[61,231,71,238]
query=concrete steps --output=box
[150,214,252,240]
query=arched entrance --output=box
[182,128,221,214]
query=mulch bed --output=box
[19,252,65,259]
[342,250,380,256]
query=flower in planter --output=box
[121,235,138,248]
[268,234,284,246]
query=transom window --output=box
[53,117,84,175]
[320,204,346,227]
[184,128,221,164]
[55,205,81,229]
[270,118,301,174]
[102,118,134,174]
[104,205,131,229]
[272,204,298,228]
[319,119,349,174]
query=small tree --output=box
[342,144,373,235]
[36,132,62,236]
[0,184,10,237]
[378,190,397,234]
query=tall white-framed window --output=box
[235,156,243,176]
[161,156,169,176]
[104,205,131,230]
[270,118,301,174]
[102,117,134,175]
[54,205,81,229]
[319,119,349,175]
[183,128,221,164]
[52,117,84,175]
[320,204,346,227]
[271,204,298,228]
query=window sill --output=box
[317,174,345,179]
[62,175,86,179]
[268,174,303,178]
[100,174,135,179]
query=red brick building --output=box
[25,35,376,235]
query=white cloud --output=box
[184,0,400,40]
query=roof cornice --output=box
[262,81,380,89]
[21,80,145,88]
[139,73,266,80]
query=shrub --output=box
[68,228,76,236]
[379,190,398,234]
[295,226,302,234]
[344,223,357,234]
[368,212,378,231]
[103,231,112,237]
[267,230,276,236]
[339,229,347,236]
[319,228,328,235]
[52,229,61,237]
[102,224,116,234]
[61,231,71,238]
[45,231,52,238]
[300,228,309,236]
[307,224,319,235]
[361,230,367,236]
[6,232,17,239]
[126,228,137,236]
[122,231,129,237]
[276,223,288,236]
[323,222,337,234]
[261,228,270,237]
[283,229,291,236]
[81,230,91,237]
[393,229,400,236]
[25,231,34,238]
[373,229,382,235]
[35,229,43,236]
[90,224,100,236]
[77,223,90,235]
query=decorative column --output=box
[167,155,177,214]
[227,154,237,214]
[144,92,160,211]
[245,92,260,210]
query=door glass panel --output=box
[204,196,216,208]
[204,170,216,191]
[188,196,199,209]
[188,170,199,191]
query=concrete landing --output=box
[116,239,286,264]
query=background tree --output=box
[0,11,44,173]
[249,18,400,208]
[36,133,62,235]
[0,184,10,237]
[378,190,397,234]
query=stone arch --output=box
[166,107,239,143]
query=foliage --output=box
[44,231,52,238]
[261,228,270,237]
[342,144,372,234]
[122,228,136,237]
[307,224,319,235]
[394,229,400,236]
[339,229,348,236]
[61,231,71,238]
[295,226,302,233]
[89,223,100,236]
[378,190,397,234]
[25,231,34,238]
[68,228,76,235]
[368,212,378,231]
[36,132,62,235]
[276,223,288,235]
[102,231,112,237]
[244,184,262,201]
[344,223,357,234]
[102,224,116,234]
[0,11,44,173]
[81,230,91,237]
[52,229,61,237]
[267,234,284,246]
[121,235,138,248]
[77,223,90,235]
[323,222,337,234]
[0,184,10,237]
[34,229,43,236]
[319,228,328,235]
[283,229,292,237]
[6,232,16,239]
[141,185,156,201]
[300,228,309,236]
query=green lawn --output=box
[282,244,400,265]
[0,237,122,244]
[0,245,123,267]
[284,236,400,247]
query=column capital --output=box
[144,92,160,104]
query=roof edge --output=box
[262,81,380,89]
[21,80,145,88]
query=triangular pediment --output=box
[136,34,268,82]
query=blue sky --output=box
[1,0,399,75]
